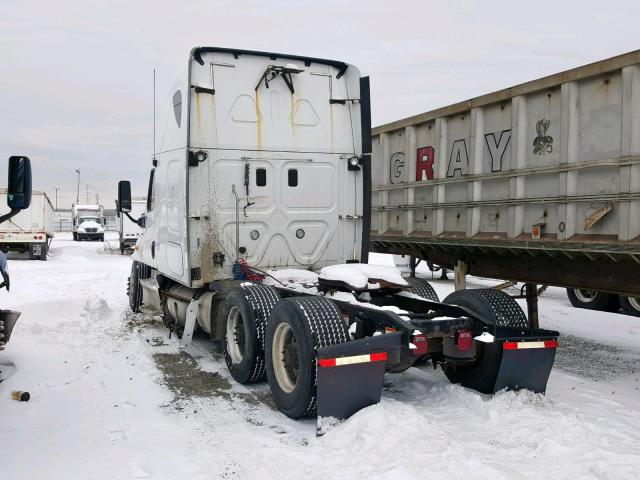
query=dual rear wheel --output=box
[223,288,349,418]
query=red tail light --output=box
[457,329,473,351]
[411,334,428,356]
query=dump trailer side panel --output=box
[371,50,640,295]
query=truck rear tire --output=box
[265,297,349,419]
[619,296,640,317]
[223,285,280,384]
[406,277,439,302]
[442,288,528,392]
[128,261,151,313]
[566,289,619,312]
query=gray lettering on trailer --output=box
[484,129,511,172]
[446,140,469,177]
[390,152,405,184]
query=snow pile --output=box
[319,263,409,290]
[263,268,319,293]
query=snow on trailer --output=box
[116,47,559,432]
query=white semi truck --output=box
[0,189,54,260]
[118,47,558,431]
[117,198,145,254]
[72,203,105,241]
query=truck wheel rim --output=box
[575,289,597,302]
[272,323,299,393]
[629,297,640,311]
[226,306,245,364]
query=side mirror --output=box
[137,214,146,228]
[7,156,32,210]
[118,180,132,213]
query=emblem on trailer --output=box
[390,152,406,184]
[533,119,553,155]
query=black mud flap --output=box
[493,339,557,393]
[316,332,403,435]
[0,310,21,348]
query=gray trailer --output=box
[370,50,640,320]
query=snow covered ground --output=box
[1,236,639,479]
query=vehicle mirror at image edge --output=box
[7,156,32,210]
[137,214,146,228]
[118,180,132,213]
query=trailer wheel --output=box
[442,288,528,392]
[619,296,640,317]
[128,261,151,313]
[406,277,439,302]
[566,289,619,312]
[223,285,280,384]
[266,297,349,419]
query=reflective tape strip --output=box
[318,352,388,368]
[503,340,558,350]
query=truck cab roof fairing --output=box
[191,47,349,79]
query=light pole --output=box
[75,169,80,203]
[54,187,60,210]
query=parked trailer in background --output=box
[72,203,105,241]
[117,198,145,254]
[118,47,559,433]
[0,189,54,260]
[370,50,640,321]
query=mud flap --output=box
[316,332,402,435]
[493,341,557,393]
[0,310,21,349]
[178,299,199,349]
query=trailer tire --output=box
[266,297,349,419]
[223,285,280,384]
[406,277,439,302]
[566,289,619,312]
[619,296,640,317]
[128,261,151,313]
[442,289,528,392]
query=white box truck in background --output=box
[118,198,145,254]
[72,203,105,241]
[0,189,54,260]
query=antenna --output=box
[153,68,156,159]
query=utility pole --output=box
[85,184,89,204]
[53,187,60,210]
[75,169,80,203]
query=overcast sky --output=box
[1,0,638,208]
